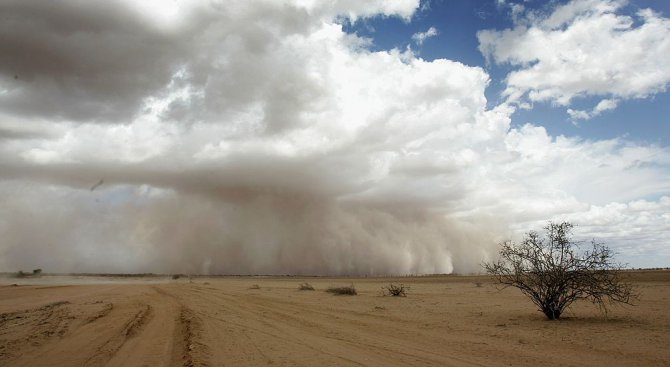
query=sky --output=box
[0,0,668,274]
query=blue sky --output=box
[347,0,670,145]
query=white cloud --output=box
[0,0,668,273]
[594,98,619,114]
[510,4,525,23]
[478,0,670,116]
[419,0,431,13]
[294,0,420,22]
[567,98,619,120]
[528,197,670,268]
[567,108,592,121]
[495,0,525,22]
[412,26,438,45]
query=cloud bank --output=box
[0,0,668,274]
[478,0,670,115]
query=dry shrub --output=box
[484,221,636,320]
[326,284,357,295]
[382,283,408,297]
[249,284,261,289]
[298,282,315,291]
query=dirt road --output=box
[1,273,669,366]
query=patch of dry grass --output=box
[298,282,315,291]
[326,284,357,295]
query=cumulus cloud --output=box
[0,0,190,122]
[567,98,619,121]
[0,0,419,123]
[478,0,670,115]
[560,197,670,267]
[0,0,668,274]
[412,26,438,45]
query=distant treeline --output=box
[630,267,670,271]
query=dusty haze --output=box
[1,179,502,274]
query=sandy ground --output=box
[0,271,668,366]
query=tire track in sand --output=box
[83,303,152,367]
[152,285,210,367]
[0,301,72,360]
[175,306,209,367]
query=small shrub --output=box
[326,284,357,295]
[298,282,315,291]
[249,284,261,290]
[16,270,26,278]
[474,281,483,288]
[484,221,636,320]
[382,283,408,297]
[32,269,42,275]
[171,274,182,280]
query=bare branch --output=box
[483,222,636,320]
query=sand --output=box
[1,271,668,366]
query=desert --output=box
[2,1,670,366]
[1,271,668,366]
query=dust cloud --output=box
[0,176,502,275]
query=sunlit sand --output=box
[1,271,668,366]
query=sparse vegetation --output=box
[382,283,408,297]
[326,284,357,295]
[298,282,315,291]
[484,221,636,320]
